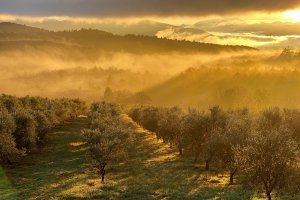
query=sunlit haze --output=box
[1,1,300,200]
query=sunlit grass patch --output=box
[69,142,85,147]
[0,167,18,200]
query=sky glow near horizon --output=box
[1,1,300,48]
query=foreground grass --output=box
[1,117,92,200]
[1,117,299,199]
[0,167,18,200]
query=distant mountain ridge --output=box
[0,22,256,55]
[0,22,47,33]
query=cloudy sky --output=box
[1,0,300,47]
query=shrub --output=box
[0,111,23,164]
[32,111,52,143]
[235,130,299,200]
[13,109,37,151]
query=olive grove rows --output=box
[129,106,300,200]
[0,94,86,165]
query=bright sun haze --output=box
[283,9,300,21]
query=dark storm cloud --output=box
[1,0,300,17]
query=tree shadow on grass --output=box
[2,118,257,200]
[82,127,252,200]
[4,118,96,200]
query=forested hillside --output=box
[144,56,300,108]
[0,22,255,56]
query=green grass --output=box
[0,117,299,199]
[0,167,18,200]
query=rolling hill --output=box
[143,61,300,108]
[0,22,255,56]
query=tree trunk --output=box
[101,167,106,183]
[266,191,272,200]
[205,160,210,171]
[229,169,237,185]
[178,142,183,156]
[229,173,234,185]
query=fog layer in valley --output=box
[0,47,261,101]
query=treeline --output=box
[0,94,86,165]
[83,102,133,182]
[129,106,300,200]
[0,22,254,56]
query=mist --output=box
[145,49,300,109]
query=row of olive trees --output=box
[0,94,87,165]
[83,102,133,182]
[129,106,300,200]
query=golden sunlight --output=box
[283,9,300,22]
[2,1,300,199]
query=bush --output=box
[0,94,86,165]
[83,126,132,182]
[13,109,37,151]
[84,102,132,182]
[235,130,299,200]
[32,111,52,143]
[157,107,184,155]
[0,111,23,164]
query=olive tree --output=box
[157,107,185,155]
[88,102,123,131]
[236,108,299,200]
[235,130,299,200]
[0,111,24,164]
[283,109,300,145]
[83,125,132,182]
[219,109,252,184]
[202,106,227,171]
[183,109,211,162]
[13,109,37,151]
[139,106,163,133]
[32,111,52,143]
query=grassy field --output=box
[0,117,299,200]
